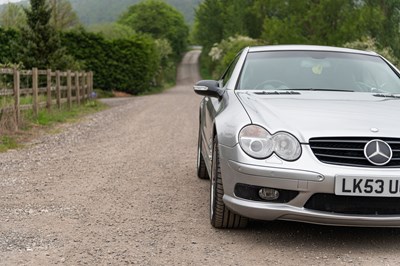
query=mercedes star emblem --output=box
[364,139,393,166]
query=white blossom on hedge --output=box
[344,36,399,67]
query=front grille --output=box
[309,137,400,167]
[234,183,298,203]
[305,193,400,215]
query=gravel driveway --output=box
[1,50,400,265]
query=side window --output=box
[221,55,241,87]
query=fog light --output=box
[258,188,280,201]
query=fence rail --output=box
[0,68,93,131]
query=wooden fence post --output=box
[32,68,38,118]
[56,70,61,110]
[13,68,20,131]
[82,72,87,102]
[89,71,93,95]
[75,71,80,105]
[87,72,91,96]
[67,70,72,110]
[46,69,52,111]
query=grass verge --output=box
[0,100,107,153]
[0,135,18,152]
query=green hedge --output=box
[0,28,162,95]
[62,29,159,94]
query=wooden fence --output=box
[0,68,93,131]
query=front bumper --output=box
[219,144,400,227]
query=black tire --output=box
[197,127,209,179]
[210,136,248,229]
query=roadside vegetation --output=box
[193,0,400,78]
[0,0,189,95]
[0,0,190,151]
[0,100,107,152]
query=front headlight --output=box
[239,125,273,159]
[273,132,302,161]
[239,125,302,161]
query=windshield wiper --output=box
[278,88,355,92]
[253,90,300,95]
[373,93,400,99]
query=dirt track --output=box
[1,50,400,265]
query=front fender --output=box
[214,90,251,148]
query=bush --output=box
[153,38,174,86]
[208,35,264,78]
[107,36,159,94]
[62,29,159,94]
[344,36,399,67]
[62,29,109,89]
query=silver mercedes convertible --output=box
[194,45,400,228]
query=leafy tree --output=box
[193,0,262,50]
[0,28,19,64]
[0,3,26,29]
[260,0,385,46]
[65,0,200,25]
[194,0,400,77]
[16,0,68,69]
[194,0,399,51]
[118,0,189,57]
[194,0,265,78]
[48,0,80,31]
[164,0,202,24]
[363,0,400,58]
[193,0,225,51]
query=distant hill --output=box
[0,0,202,25]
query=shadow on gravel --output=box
[240,220,400,249]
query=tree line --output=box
[67,0,201,25]
[0,0,189,95]
[193,0,400,78]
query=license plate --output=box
[335,176,400,197]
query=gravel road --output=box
[1,50,400,265]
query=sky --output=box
[0,0,22,4]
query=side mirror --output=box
[193,80,224,98]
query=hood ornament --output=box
[370,128,379,133]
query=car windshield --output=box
[237,51,400,94]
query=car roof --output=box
[248,45,378,56]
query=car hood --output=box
[236,91,400,143]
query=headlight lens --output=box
[273,132,302,161]
[239,125,273,159]
[239,125,302,161]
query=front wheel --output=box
[210,136,248,229]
